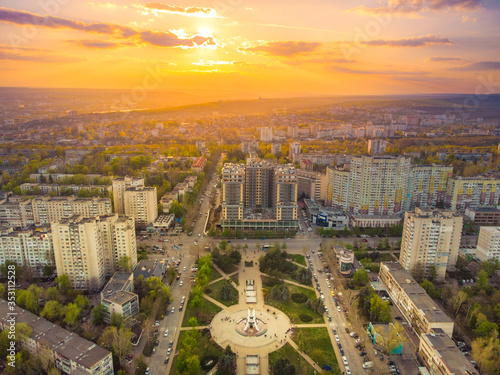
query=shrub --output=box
[204,287,212,294]
[299,314,313,322]
[291,293,308,303]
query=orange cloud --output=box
[360,35,452,47]
[241,41,321,57]
[144,3,218,18]
[351,0,483,16]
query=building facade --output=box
[476,226,500,262]
[446,176,500,212]
[296,170,324,201]
[406,165,452,210]
[399,208,462,281]
[123,186,158,227]
[112,176,144,214]
[222,164,245,221]
[367,139,388,155]
[100,273,139,326]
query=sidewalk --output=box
[288,339,324,373]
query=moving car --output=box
[164,329,169,337]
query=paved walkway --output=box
[282,278,315,290]
[203,294,227,309]
[179,325,209,331]
[208,269,239,286]
[288,339,325,373]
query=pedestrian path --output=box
[179,325,208,331]
[288,339,324,373]
[202,294,227,309]
[282,278,315,290]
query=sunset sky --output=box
[1,0,499,97]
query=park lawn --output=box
[230,272,239,286]
[288,254,307,266]
[181,294,222,327]
[269,343,316,375]
[205,279,239,307]
[379,253,395,262]
[263,283,323,324]
[170,329,223,375]
[209,266,223,282]
[293,327,341,374]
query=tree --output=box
[271,283,290,302]
[271,358,296,375]
[220,283,235,301]
[475,321,499,338]
[420,279,441,299]
[217,345,236,374]
[166,266,178,283]
[44,287,60,302]
[116,256,132,272]
[42,265,55,278]
[370,295,392,323]
[92,304,106,325]
[411,262,425,283]
[353,268,370,287]
[41,300,64,321]
[477,269,491,291]
[55,274,72,295]
[64,303,81,327]
[99,326,134,364]
[110,312,124,328]
[74,295,91,310]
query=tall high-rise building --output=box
[0,229,54,277]
[367,139,388,155]
[99,214,137,277]
[275,164,298,220]
[399,208,463,281]
[222,164,245,220]
[112,176,144,214]
[221,162,298,221]
[258,127,273,142]
[296,170,324,201]
[476,226,500,262]
[287,125,299,138]
[123,186,158,226]
[446,176,500,212]
[326,166,350,209]
[52,215,106,291]
[348,155,411,215]
[289,142,301,160]
[406,165,453,210]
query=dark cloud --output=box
[351,0,482,15]
[451,61,500,71]
[361,35,452,47]
[0,45,82,62]
[144,3,216,16]
[242,41,321,57]
[430,57,464,62]
[0,7,216,48]
[68,39,133,49]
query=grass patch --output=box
[170,329,223,375]
[288,254,306,266]
[293,328,341,374]
[230,272,239,286]
[182,294,222,327]
[209,265,222,282]
[379,253,395,262]
[263,283,323,324]
[205,279,239,307]
[269,343,316,375]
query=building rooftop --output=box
[422,328,479,375]
[0,299,111,370]
[381,262,453,325]
[133,259,165,280]
[466,207,500,213]
[412,207,461,219]
[102,290,137,305]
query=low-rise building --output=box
[334,246,354,276]
[476,226,500,262]
[379,262,454,338]
[191,155,207,174]
[464,207,500,226]
[304,199,348,230]
[100,273,139,326]
[350,214,401,228]
[133,259,166,280]
[419,328,479,375]
[0,299,114,375]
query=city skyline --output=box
[0,0,499,96]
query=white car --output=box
[335,335,340,342]
[180,281,183,286]
[164,329,169,337]
[345,366,351,375]
[337,306,341,312]
[342,356,348,366]
[183,266,187,271]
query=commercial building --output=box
[399,208,462,281]
[0,299,114,375]
[464,206,500,226]
[296,170,324,200]
[476,226,500,262]
[112,176,144,214]
[419,328,479,375]
[100,272,139,326]
[123,186,158,227]
[350,214,401,228]
[406,165,452,210]
[304,199,349,230]
[446,176,500,212]
[52,215,106,291]
[380,262,454,338]
[0,228,54,277]
[334,246,354,276]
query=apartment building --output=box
[112,176,144,214]
[296,170,325,201]
[191,155,206,174]
[0,228,54,277]
[258,126,273,142]
[348,155,411,215]
[476,226,500,262]
[51,215,106,291]
[326,166,350,209]
[244,162,275,209]
[367,139,388,155]
[380,262,454,338]
[406,165,453,210]
[289,142,301,160]
[32,196,112,225]
[0,198,33,227]
[100,272,139,326]
[222,163,245,220]
[446,176,500,212]
[20,183,111,196]
[0,299,114,375]
[419,328,479,375]
[275,164,298,221]
[99,214,137,277]
[399,208,462,281]
[464,206,500,226]
[123,186,158,227]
